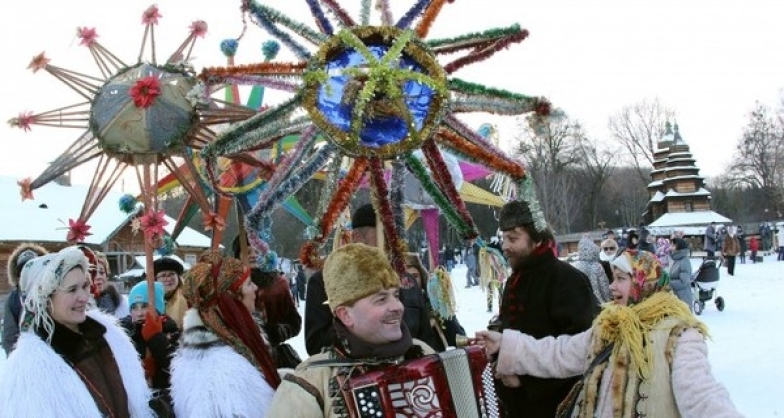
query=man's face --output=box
[336,288,404,345]
[352,226,378,248]
[501,227,540,271]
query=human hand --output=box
[141,311,163,342]
[474,330,502,360]
[498,374,521,388]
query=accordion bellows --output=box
[343,346,499,417]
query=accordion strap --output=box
[307,358,400,369]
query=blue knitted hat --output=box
[128,281,165,314]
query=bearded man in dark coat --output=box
[492,200,598,418]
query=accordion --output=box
[342,345,499,418]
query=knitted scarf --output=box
[594,291,709,379]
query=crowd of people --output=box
[0,199,745,417]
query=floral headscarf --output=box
[611,249,669,305]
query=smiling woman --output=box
[0,246,154,417]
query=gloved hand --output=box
[141,311,163,342]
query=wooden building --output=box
[1,176,212,296]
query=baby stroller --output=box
[691,257,725,315]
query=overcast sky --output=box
[1,0,783,187]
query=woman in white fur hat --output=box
[0,246,154,417]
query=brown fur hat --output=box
[498,200,534,231]
[323,243,399,312]
[7,243,48,287]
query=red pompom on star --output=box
[77,27,99,46]
[142,5,162,25]
[27,52,50,73]
[140,209,169,241]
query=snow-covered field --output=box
[2,255,781,416]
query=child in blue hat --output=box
[120,280,180,415]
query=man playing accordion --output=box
[269,244,497,417]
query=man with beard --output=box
[492,200,597,417]
[304,203,437,355]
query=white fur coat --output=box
[170,308,275,418]
[0,310,154,417]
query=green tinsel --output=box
[516,176,548,233]
[255,3,329,45]
[449,78,534,101]
[427,24,522,48]
[404,154,473,237]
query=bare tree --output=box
[513,110,587,232]
[727,102,784,214]
[607,98,676,183]
[577,138,617,229]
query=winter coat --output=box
[165,289,188,329]
[722,235,740,257]
[570,238,612,304]
[704,225,717,252]
[0,310,154,417]
[1,288,22,354]
[749,237,759,252]
[267,340,435,417]
[304,270,438,355]
[170,309,275,418]
[497,249,598,418]
[669,248,694,309]
[95,283,130,318]
[495,318,743,418]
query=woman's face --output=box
[405,266,423,288]
[130,302,148,323]
[50,268,91,332]
[240,276,258,313]
[93,263,108,293]
[609,267,633,306]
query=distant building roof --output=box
[649,211,732,227]
[664,188,712,198]
[0,176,211,248]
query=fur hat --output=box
[7,243,48,287]
[350,203,376,230]
[154,256,184,276]
[610,249,669,305]
[626,230,639,249]
[498,200,534,231]
[128,281,166,314]
[323,243,399,312]
[25,247,89,342]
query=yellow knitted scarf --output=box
[594,291,710,379]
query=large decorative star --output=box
[199,0,551,272]
[8,4,258,247]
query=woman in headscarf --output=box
[478,249,743,418]
[93,251,130,318]
[2,242,48,354]
[0,246,153,417]
[170,251,280,417]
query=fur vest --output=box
[0,310,154,417]
[170,308,275,418]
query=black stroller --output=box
[691,257,725,315]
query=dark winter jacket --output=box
[120,314,180,392]
[496,249,598,418]
[2,288,22,355]
[304,270,438,356]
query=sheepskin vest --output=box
[576,317,685,418]
[0,310,153,417]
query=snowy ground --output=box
[2,255,780,416]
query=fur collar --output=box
[180,308,224,349]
